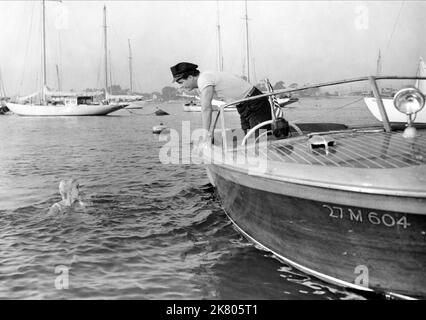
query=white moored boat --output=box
[183,99,236,112]
[364,57,426,123]
[7,96,126,116]
[364,96,426,123]
[7,3,127,117]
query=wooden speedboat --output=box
[201,76,426,299]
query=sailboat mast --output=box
[216,1,223,71]
[42,0,47,103]
[109,50,113,91]
[103,5,108,96]
[56,64,61,92]
[376,49,382,76]
[244,0,250,83]
[0,68,6,97]
[128,39,133,92]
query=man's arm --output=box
[200,86,215,136]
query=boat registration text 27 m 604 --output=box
[322,204,411,229]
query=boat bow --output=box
[201,75,426,298]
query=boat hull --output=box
[183,105,203,112]
[6,103,125,116]
[364,97,426,123]
[183,105,222,112]
[277,97,298,108]
[207,164,426,298]
[124,101,145,109]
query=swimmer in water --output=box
[48,179,86,214]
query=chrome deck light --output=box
[393,87,425,138]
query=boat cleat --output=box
[308,135,336,155]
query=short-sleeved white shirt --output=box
[197,71,253,102]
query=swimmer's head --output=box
[59,178,81,204]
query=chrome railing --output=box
[210,75,426,151]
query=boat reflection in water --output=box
[201,75,426,299]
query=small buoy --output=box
[152,123,169,134]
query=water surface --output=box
[0,99,380,299]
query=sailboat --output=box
[182,1,235,113]
[102,8,144,109]
[7,1,127,116]
[364,56,426,123]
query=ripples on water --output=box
[0,101,379,299]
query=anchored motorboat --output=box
[200,75,426,299]
[182,99,235,112]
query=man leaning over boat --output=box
[170,62,287,140]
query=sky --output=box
[0,0,425,96]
